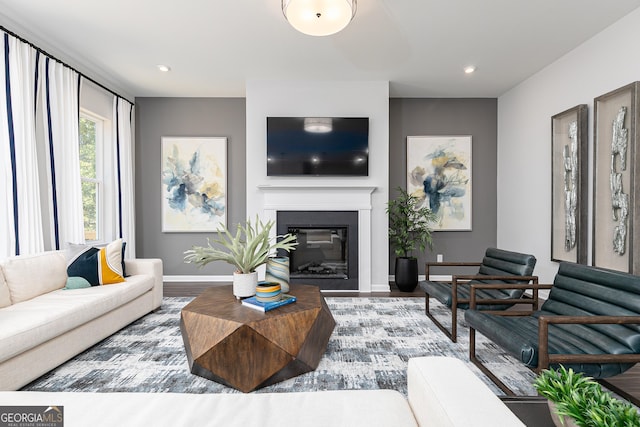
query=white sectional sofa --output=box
[0,357,525,426]
[0,250,163,390]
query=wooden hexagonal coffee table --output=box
[180,283,336,392]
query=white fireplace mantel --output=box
[257,184,379,292]
[257,185,377,192]
[257,185,376,211]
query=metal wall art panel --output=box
[551,104,588,263]
[593,82,640,273]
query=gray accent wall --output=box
[135,98,246,275]
[134,97,496,278]
[389,98,498,274]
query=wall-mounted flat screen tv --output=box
[266,117,369,176]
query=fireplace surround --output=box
[257,185,378,292]
[277,211,358,290]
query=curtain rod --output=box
[1,25,134,105]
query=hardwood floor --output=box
[163,281,640,405]
[164,281,228,298]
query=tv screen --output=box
[267,117,369,176]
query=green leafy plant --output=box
[534,365,640,427]
[184,216,297,274]
[386,187,438,258]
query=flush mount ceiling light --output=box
[464,65,476,74]
[282,0,357,37]
[304,117,333,133]
[157,64,171,72]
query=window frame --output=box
[79,109,113,244]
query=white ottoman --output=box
[407,357,525,427]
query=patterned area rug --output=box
[23,297,538,396]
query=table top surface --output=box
[181,283,326,323]
[501,397,555,427]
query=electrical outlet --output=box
[437,254,443,263]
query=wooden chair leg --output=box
[451,303,458,342]
[425,293,430,314]
[450,280,459,342]
[469,327,515,396]
[424,292,456,342]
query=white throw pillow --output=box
[0,268,11,308]
[1,252,67,304]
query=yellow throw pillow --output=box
[98,239,125,285]
[66,239,125,286]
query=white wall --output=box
[246,80,390,290]
[81,80,113,120]
[497,8,640,282]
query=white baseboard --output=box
[371,283,391,292]
[163,275,232,283]
[389,275,452,282]
[163,275,451,290]
[163,275,393,293]
[427,274,452,281]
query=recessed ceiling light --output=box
[157,65,171,72]
[464,65,476,74]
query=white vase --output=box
[233,271,258,298]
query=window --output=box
[79,81,116,245]
[79,112,103,242]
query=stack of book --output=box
[242,294,297,312]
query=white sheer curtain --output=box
[113,97,136,258]
[0,34,15,258]
[41,57,83,248]
[1,31,83,257]
[0,33,44,257]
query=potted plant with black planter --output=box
[387,187,437,292]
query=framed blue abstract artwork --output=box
[406,136,472,231]
[161,137,227,232]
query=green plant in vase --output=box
[386,187,437,292]
[184,215,297,298]
[534,365,640,427]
